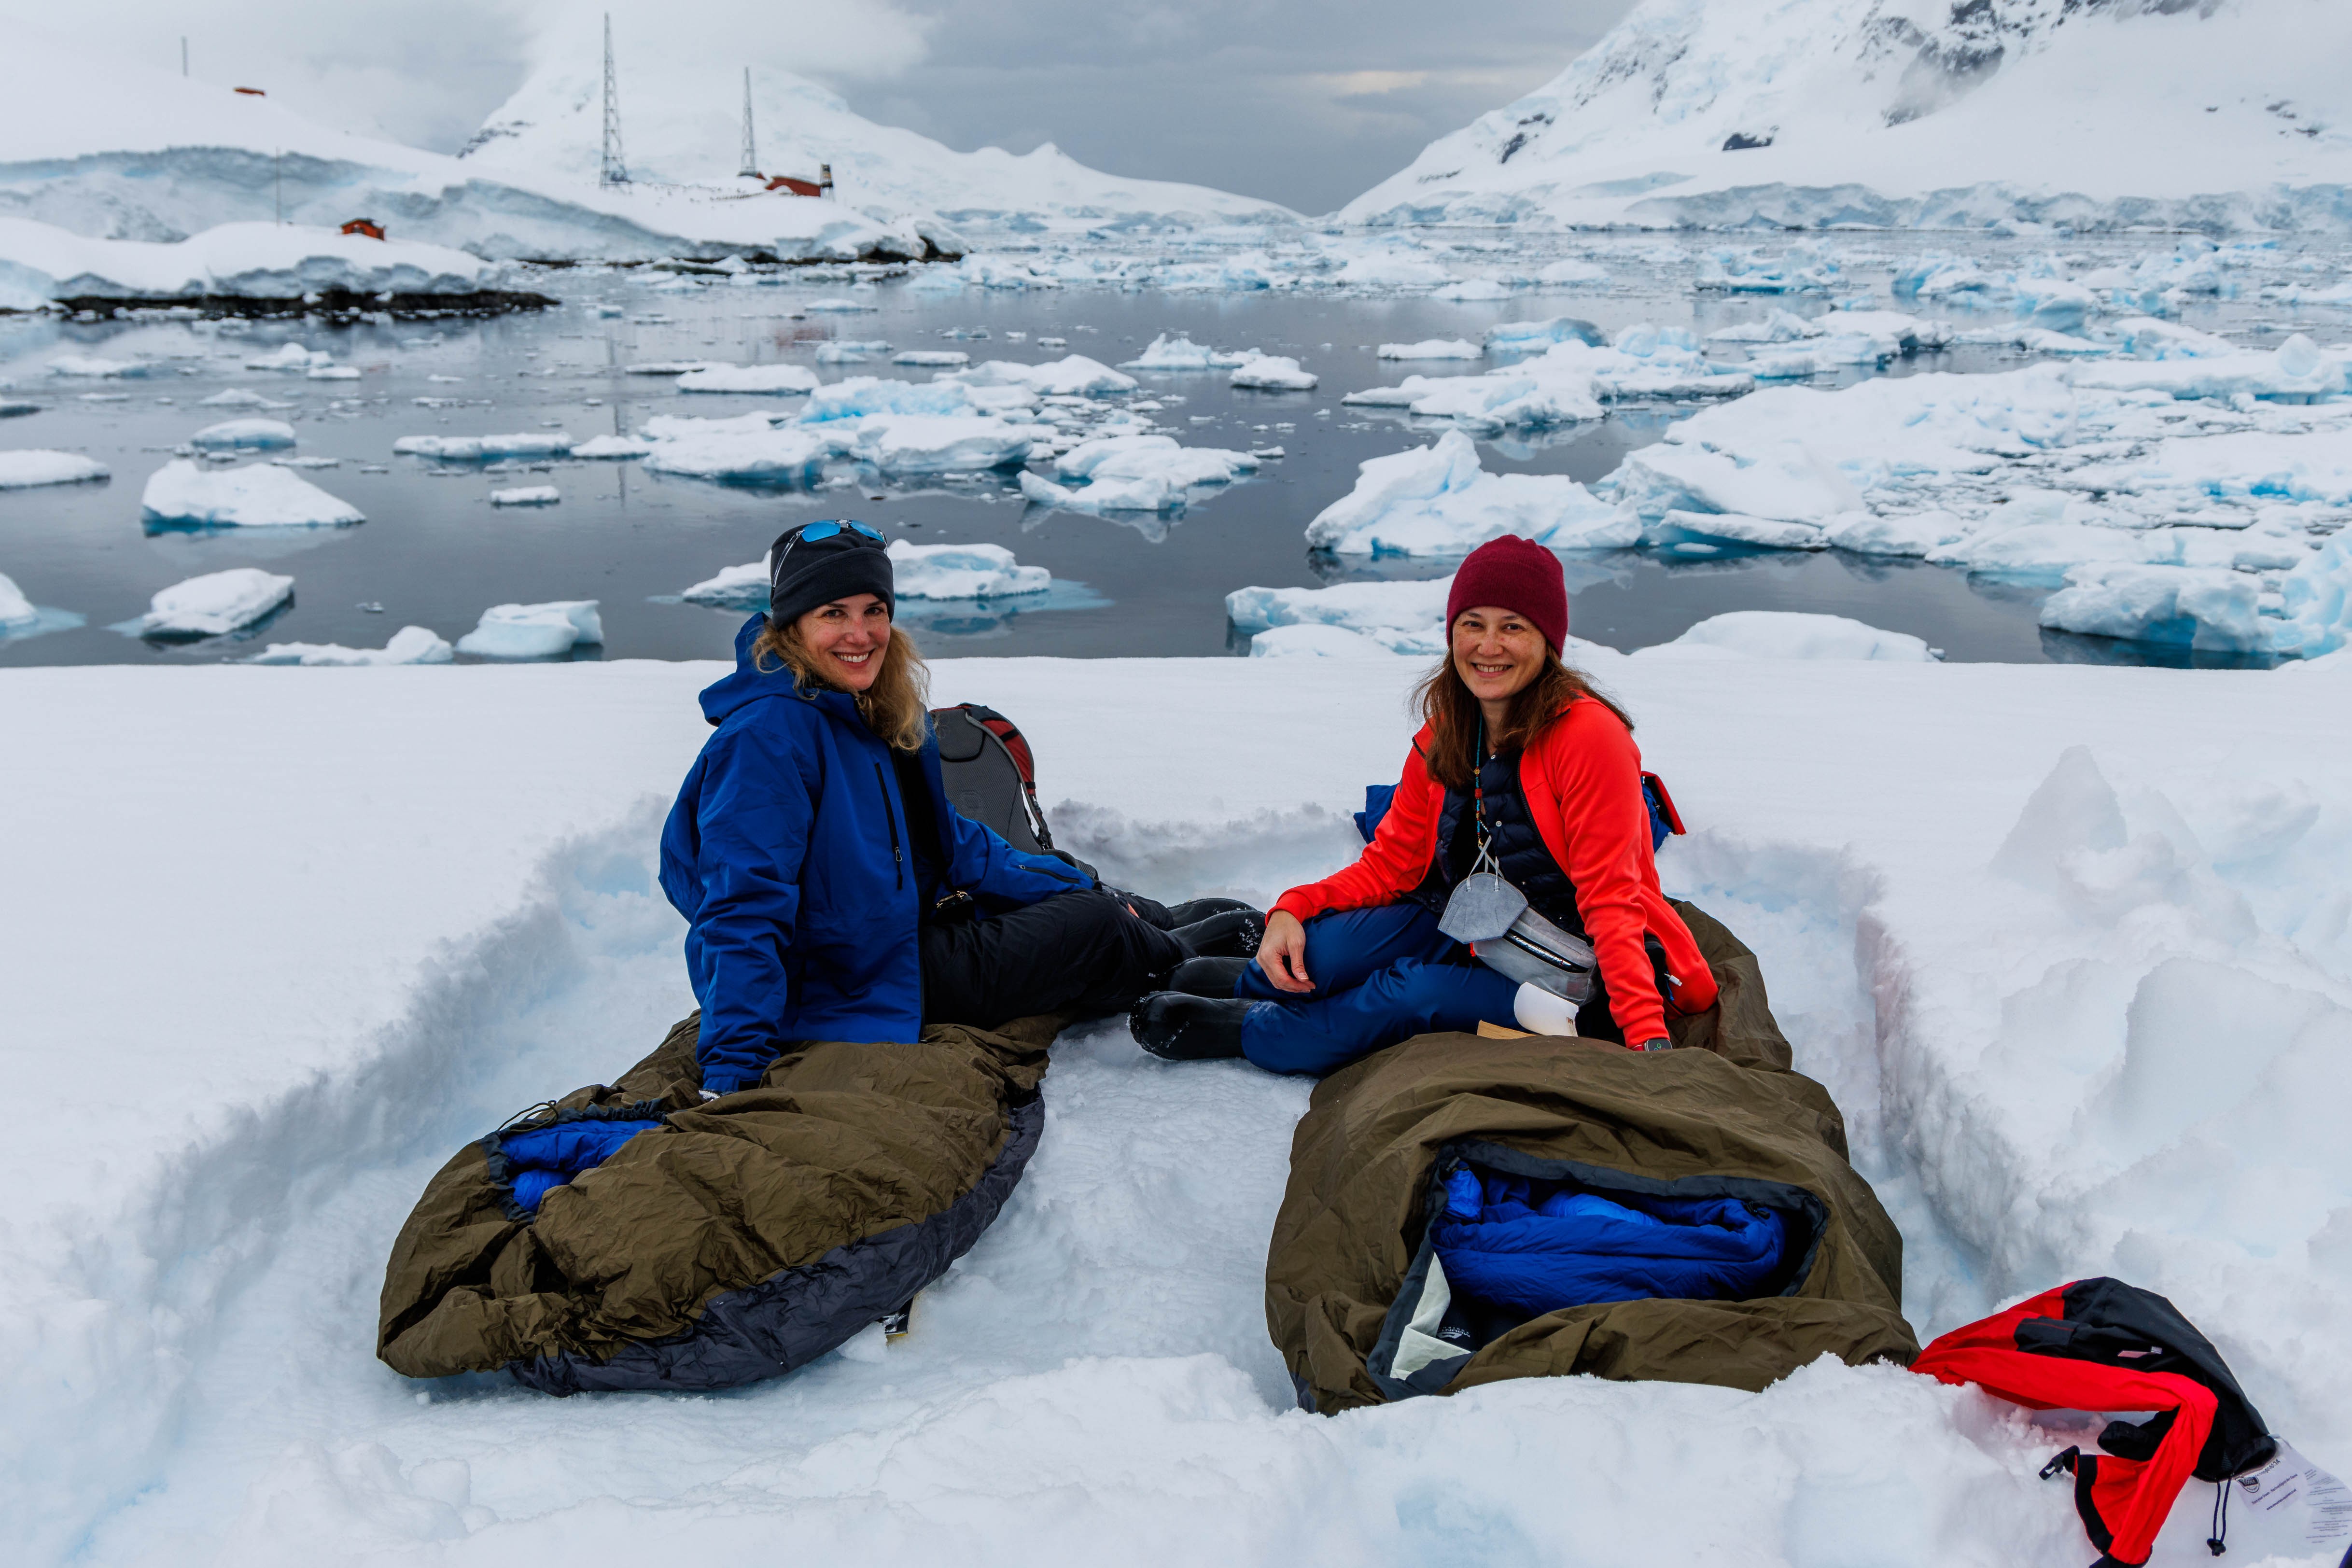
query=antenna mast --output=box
[738,68,758,178]
[599,13,630,188]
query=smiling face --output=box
[1451,604,1546,717]
[793,592,893,693]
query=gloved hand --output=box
[1635,1037,1673,1052]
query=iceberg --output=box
[0,569,37,629]
[1305,429,1638,557]
[938,356,1138,397]
[196,388,289,408]
[1636,611,1938,662]
[1245,623,1412,658]
[678,559,770,610]
[1225,577,1453,656]
[571,434,654,459]
[673,364,819,395]
[246,626,455,666]
[641,420,842,483]
[893,350,971,368]
[392,433,574,460]
[46,355,144,378]
[1378,339,1482,361]
[2262,531,2352,658]
[1483,317,1605,351]
[1346,328,1749,433]
[814,341,892,364]
[1228,354,1317,391]
[242,342,336,372]
[1023,434,1258,513]
[138,567,294,638]
[189,418,296,450]
[140,461,363,529]
[454,601,602,659]
[2037,562,2267,651]
[886,540,1050,600]
[490,486,560,506]
[801,297,877,312]
[843,415,1035,475]
[0,450,107,488]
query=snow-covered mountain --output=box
[457,54,1298,229]
[1342,0,2352,232]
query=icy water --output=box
[3,231,2346,669]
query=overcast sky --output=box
[21,0,1638,214]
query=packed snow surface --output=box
[1306,429,1635,556]
[5,654,2351,1567]
[453,601,603,659]
[0,449,106,487]
[139,460,363,529]
[136,566,293,637]
[246,627,455,666]
[1344,0,2352,233]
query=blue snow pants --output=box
[1233,902,1521,1077]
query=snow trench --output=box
[47,780,2348,1565]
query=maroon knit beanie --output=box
[1445,535,1568,651]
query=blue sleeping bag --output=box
[1431,1166,1788,1318]
[500,1118,664,1213]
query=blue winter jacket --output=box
[659,616,1089,1094]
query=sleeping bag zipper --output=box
[874,761,904,890]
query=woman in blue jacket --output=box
[661,520,1257,1095]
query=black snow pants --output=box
[921,886,1186,1029]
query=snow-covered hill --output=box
[0,28,941,263]
[1343,0,2352,232]
[457,54,1298,230]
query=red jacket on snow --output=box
[1272,697,1716,1045]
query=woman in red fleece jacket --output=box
[1130,534,1716,1072]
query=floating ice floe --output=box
[888,540,1050,599]
[392,433,574,460]
[1634,611,1940,662]
[140,460,362,529]
[0,569,38,629]
[1305,429,1636,556]
[1378,339,1482,361]
[639,416,841,483]
[673,364,819,395]
[196,388,287,408]
[1229,354,1316,391]
[1694,244,1843,294]
[1119,334,1251,371]
[893,350,970,368]
[246,626,454,666]
[937,356,1137,397]
[1430,276,1512,301]
[1347,323,1748,432]
[454,601,602,658]
[1484,317,1606,353]
[801,297,878,312]
[0,450,108,488]
[306,365,360,382]
[138,567,293,638]
[189,418,296,450]
[0,400,39,418]
[571,434,654,459]
[1019,433,1258,513]
[1225,576,1454,655]
[848,415,1038,475]
[490,485,560,506]
[814,341,892,364]
[1329,250,1453,291]
[46,355,143,378]
[242,342,336,373]
[623,361,724,376]
[677,559,770,609]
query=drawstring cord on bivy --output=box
[2208,1473,2230,1557]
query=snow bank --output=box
[453,601,602,658]
[1305,429,1636,556]
[246,627,454,666]
[392,434,573,461]
[886,540,1050,600]
[0,449,106,488]
[1229,354,1317,391]
[189,418,296,450]
[140,461,363,529]
[0,217,493,302]
[489,486,560,507]
[672,364,819,395]
[1638,611,1939,662]
[137,566,292,637]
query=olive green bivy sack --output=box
[1265,903,1918,1415]
[378,1011,1054,1394]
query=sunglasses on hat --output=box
[771,518,886,577]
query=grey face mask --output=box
[1438,840,1526,944]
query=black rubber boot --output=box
[1168,955,1250,998]
[1170,908,1264,959]
[1130,993,1250,1061]
[1162,896,1253,927]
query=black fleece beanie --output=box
[766,521,894,628]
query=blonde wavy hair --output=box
[752,612,932,752]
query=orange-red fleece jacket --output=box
[1271,697,1715,1045]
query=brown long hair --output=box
[1414,646,1631,791]
[751,614,932,752]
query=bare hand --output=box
[1259,910,1314,994]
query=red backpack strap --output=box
[947,703,1055,852]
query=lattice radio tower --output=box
[738,68,759,178]
[599,13,630,188]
